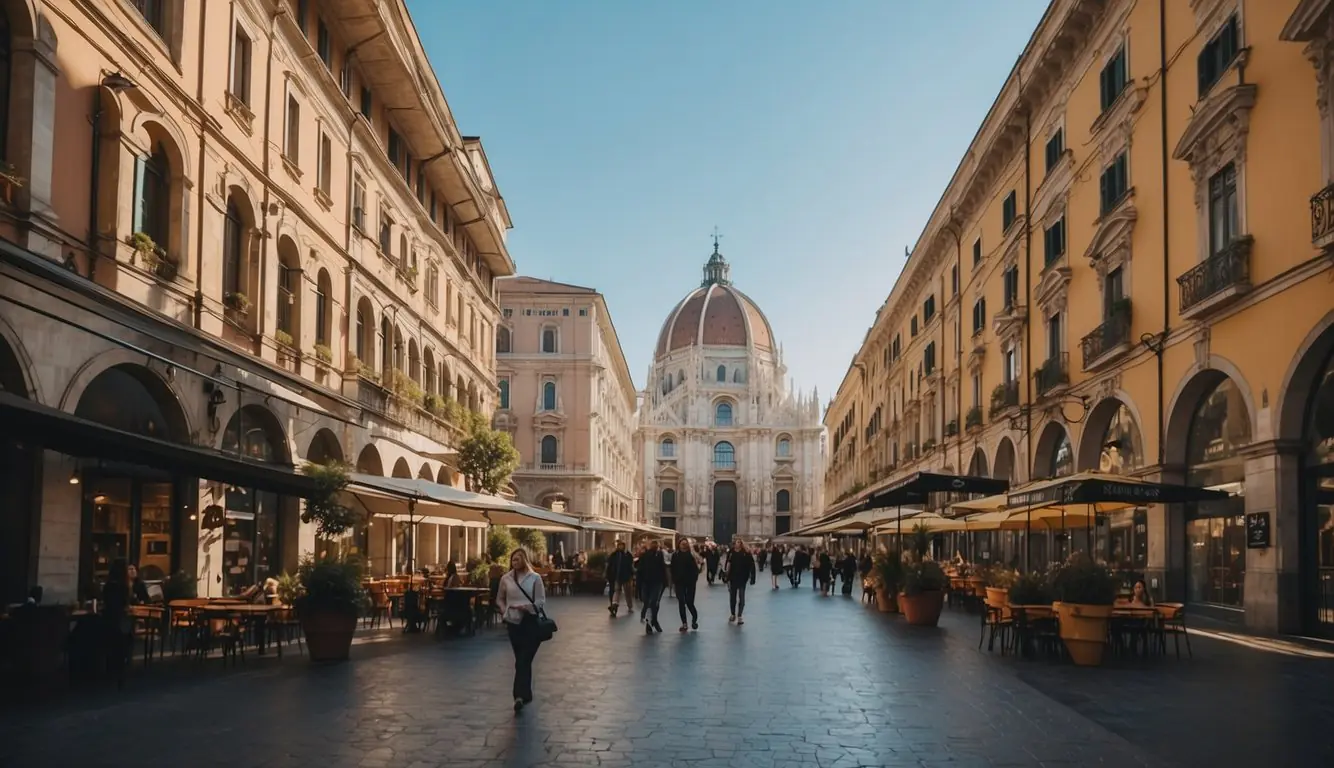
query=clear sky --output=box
[406,1,1049,408]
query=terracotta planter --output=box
[898,590,945,626]
[1054,602,1113,666]
[874,587,898,613]
[299,609,358,662]
[985,587,1010,608]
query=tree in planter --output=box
[487,526,516,563]
[295,461,367,661]
[871,553,903,612]
[457,412,519,495]
[910,522,933,560]
[1048,551,1118,666]
[898,559,948,626]
[512,527,547,561]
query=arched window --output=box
[222,196,244,297]
[276,256,298,338]
[776,489,791,512]
[717,364,726,382]
[713,441,735,469]
[315,268,331,345]
[1049,430,1074,478]
[715,402,733,427]
[541,327,557,353]
[137,143,172,252]
[542,381,557,411]
[540,435,558,465]
[496,326,511,354]
[424,349,436,394]
[355,301,370,365]
[776,438,792,457]
[498,378,510,409]
[659,437,675,458]
[661,488,676,513]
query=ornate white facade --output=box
[637,244,825,542]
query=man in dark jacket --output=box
[704,545,721,585]
[669,539,703,631]
[726,540,757,625]
[604,539,635,618]
[637,539,669,634]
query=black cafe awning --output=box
[865,471,1009,510]
[0,392,319,498]
[1007,472,1230,508]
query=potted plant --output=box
[275,329,295,348]
[467,560,491,588]
[313,343,333,365]
[985,565,1017,608]
[295,462,366,662]
[898,560,947,626]
[224,291,250,314]
[1048,552,1118,667]
[1008,570,1052,606]
[274,572,302,606]
[871,553,902,613]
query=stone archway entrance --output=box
[712,481,737,544]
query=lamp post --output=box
[88,71,138,263]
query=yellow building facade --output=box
[824,0,1334,635]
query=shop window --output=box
[1184,376,1251,608]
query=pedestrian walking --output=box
[839,551,858,597]
[770,544,785,589]
[670,538,703,632]
[496,548,547,713]
[705,544,720,585]
[726,539,756,625]
[605,539,635,617]
[817,550,833,596]
[784,546,796,587]
[638,539,669,634]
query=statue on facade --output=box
[686,482,695,506]
[764,477,773,501]
[749,478,759,506]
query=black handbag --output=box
[515,576,557,642]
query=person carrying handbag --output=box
[496,548,551,713]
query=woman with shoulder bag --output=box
[496,547,549,713]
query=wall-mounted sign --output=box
[1245,511,1270,549]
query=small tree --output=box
[513,527,547,561]
[487,526,516,563]
[457,411,519,494]
[300,462,361,538]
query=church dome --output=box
[654,242,775,358]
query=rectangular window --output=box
[972,298,986,335]
[352,175,366,231]
[1208,163,1238,256]
[340,61,351,96]
[1003,266,1019,309]
[1043,216,1066,266]
[1002,190,1017,231]
[950,264,958,296]
[1047,313,1062,359]
[1099,152,1129,215]
[923,295,936,323]
[971,372,981,408]
[317,132,332,195]
[284,95,300,163]
[429,190,438,224]
[415,170,425,204]
[1003,347,1017,384]
[296,0,309,34]
[1198,15,1240,97]
[379,212,392,255]
[387,128,407,178]
[1100,46,1128,111]
[923,342,936,375]
[1044,128,1064,173]
[1104,266,1124,318]
[972,237,982,266]
[317,18,331,68]
[910,315,919,337]
[231,28,252,105]
[360,86,372,118]
[891,334,901,362]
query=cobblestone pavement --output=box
[3,582,1329,768]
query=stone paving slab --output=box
[3,583,1318,767]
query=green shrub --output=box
[1008,571,1052,605]
[468,560,491,587]
[487,527,516,563]
[295,553,368,615]
[585,550,609,573]
[985,564,1018,589]
[275,572,302,605]
[512,527,547,561]
[900,560,947,596]
[1048,552,1117,606]
[872,553,902,593]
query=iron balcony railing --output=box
[1035,352,1070,397]
[1080,302,1132,368]
[965,406,984,430]
[1177,237,1252,315]
[1311,183,1334,242]
[989,380,1019,417]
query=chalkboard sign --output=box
[1245,512,1270,549]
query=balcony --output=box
[1177,236,1252,320]
[945,419,959,438]
[989,381,1019,418]
[965,406,983,431]
[1035,353,1070,397]
[1080,301,1132,370]
[1312,183,1334,246]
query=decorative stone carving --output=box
[1034,265,1072,316]
[1174,85,1257,200]
[1084,203,1138,290]
[1095,372,1123,402]
[1194,327,1211,369]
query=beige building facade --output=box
[824,0,1334,635]
[0,0,512,603]
[493,277,639,529]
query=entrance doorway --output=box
[712,481,737,544]
[1302,344,1334,634]
[82,472,180,595]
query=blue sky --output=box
[407,1,1049,406]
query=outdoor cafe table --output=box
[196,603,283,655]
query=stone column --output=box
[1242,444,1303,634]
[34,450,81,602]
[9,22,59,261]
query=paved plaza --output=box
[3,584,1332,768]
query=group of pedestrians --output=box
[604,537,759,630]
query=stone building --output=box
[0,0,510,603]
[493,277,639,530]
[823,0,1334,635]
[638,242,824,542]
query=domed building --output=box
[638,241,825,542]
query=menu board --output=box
[1245,511,1270,549]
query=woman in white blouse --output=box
[495,547,546,712]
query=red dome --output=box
[654,282,774,358]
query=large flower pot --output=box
[874,588,898,613]
[299,610,358,662]
[898,590,945,627]
[985,587,1009,607]
[1054,602,1113,666]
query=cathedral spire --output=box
[701,228,731,287]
